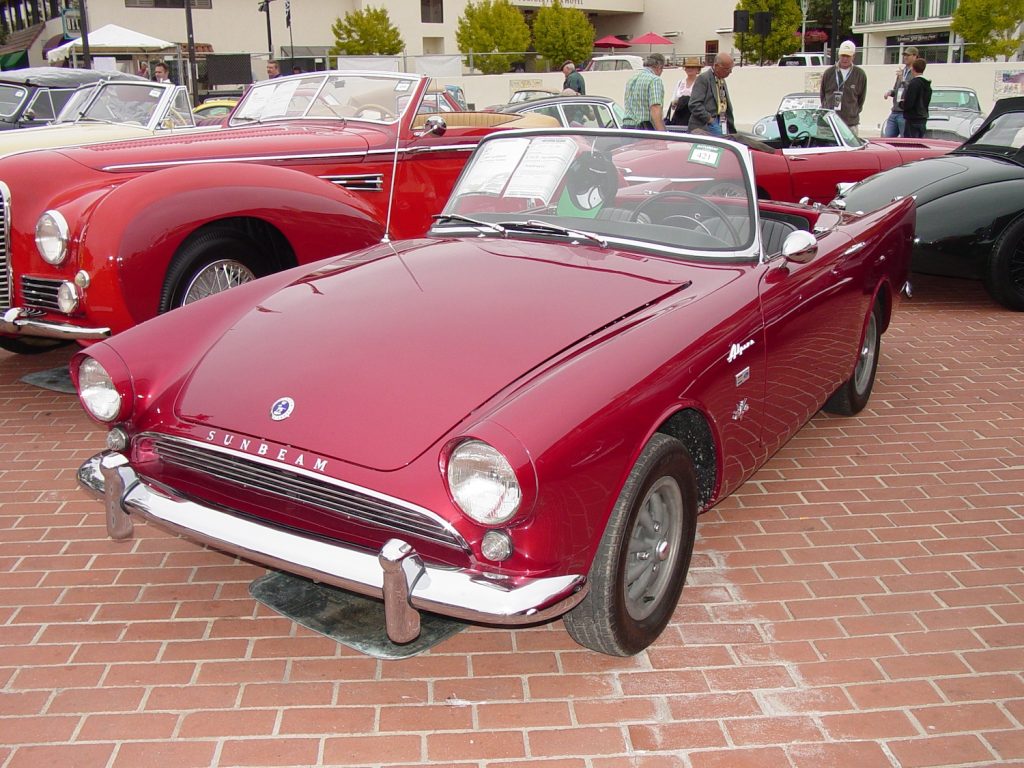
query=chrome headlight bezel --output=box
[35,210,70,265]
[76,357,123,423]
[446,439,522,526]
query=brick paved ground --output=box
[0,274,1022,768]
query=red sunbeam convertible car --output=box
[76,129,914,656]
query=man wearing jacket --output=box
[819,41,868,135]
[687,53,735,135]
[882,46,918,138]
[901,58,932,138]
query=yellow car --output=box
[193,98,238,125]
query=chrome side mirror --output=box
[416,115,447,137]
[835,181,855,196]
[781,229,818,264]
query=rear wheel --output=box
[563,433,698,656]
[824,300,880,416]
[159,228,267,313]
[984,218,1024,311]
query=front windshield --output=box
[230,73,418,125]
[436,130,756,257]
[965,111,1024,151]
[57,82,165,126]
[780,108,864,149]
[931,89,980,112]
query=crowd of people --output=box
[558,42,933,140]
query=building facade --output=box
[852,0,963,64]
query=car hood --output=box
[175,237,695,471]
[840,153,1021,211]
[56,122,378,171]
[0,122,154,158]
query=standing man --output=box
[688,53,735,135]
[266,60,282,79]
[882,46,918,138]
[623,53,667,131]
[562,61,585,95]
[153,61,172,83]
[900,58,932,138]
[819,41,867,135]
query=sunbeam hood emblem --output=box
[270,397,295,421]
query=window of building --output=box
[421,0,443,23]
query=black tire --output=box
[824,300,880,416]
[159,228,268,313]
[0,336,70,355]
[563,433,698,656]
[984,218,1024,311]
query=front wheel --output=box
[563,433,698,656]
[824,300,880,416]
[985,218,1024,311]
[0,336,70,355]
[159,228,266,313]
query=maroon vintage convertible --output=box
[76,129,914,656]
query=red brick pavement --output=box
[0,274,1021,768]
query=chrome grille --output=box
[20,277,62,311]
[148,435,468,551]
[0,181,9,311]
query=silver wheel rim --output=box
[853,312,878,395]
[181,259,256,305]
[624,475,684,622]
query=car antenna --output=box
[381,81,408,245]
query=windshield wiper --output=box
[431,213,505,234]
[498,219,607,247]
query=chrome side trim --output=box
[0,307,110,340]
[320,173,384,191]
[101,149,369,172]
[78,453,588,638]
[0,181,9,312]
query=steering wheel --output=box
[354,104,395,120]
[631,191,742,244]
[789,130,812,148]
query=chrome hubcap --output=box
[853,312,878,395]
[624,476,683,621]
[182,259,256,305]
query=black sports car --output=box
[833,96,1024,310]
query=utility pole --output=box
[79,0,92,68]
[258,0,274,58]
[830,0,840,62]
[184,0,198,103]
[801,0,809,53]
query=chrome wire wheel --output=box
[853,311,878,396]
[624,475,684,622]
[181,259,256,305]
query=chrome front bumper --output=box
[1,307,110,341]
[78,452,588,644]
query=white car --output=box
[924,87,984,141]
[586,55,644,71]
[778,53,830,66]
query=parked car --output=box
[0,78,198,159]
[0,70,556,354]
[832,96,1024,310]
[0,67,144,130]
[923,86,984,141]
[751,92,821,136]
[499,94,624,128]
[586,54,644,71]
[777,53,829,66]
[192,97,238,125]
[77,128,915,656]
[737,107,957,202]
[483,88,560,112]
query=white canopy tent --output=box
[46,24,176,64]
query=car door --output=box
[782,111,884,203]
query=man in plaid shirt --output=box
[623,53,667,131]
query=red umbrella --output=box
[631,32,674,46]
[594,35,631,49]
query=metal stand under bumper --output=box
[78,452,588,644]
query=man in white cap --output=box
[819,40,867,134]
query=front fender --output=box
[79,162,385,330]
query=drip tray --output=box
[250,571,467,659]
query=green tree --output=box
[330,6,404,56]
[532,0,595,70]
[456,0,531,75]
[952,0,1024,60]
[805,0,854,47]
[734,0,803,65]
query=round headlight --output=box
[57,281,80,313]
[447,439,521,525]
[36,210,69,265]
[77,357,122,422]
